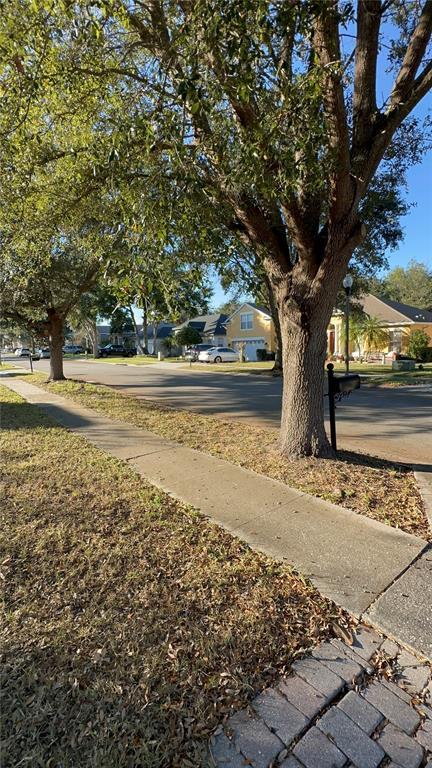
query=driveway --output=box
[12,357,432,465]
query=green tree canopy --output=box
[377,260,432,310]
[2,0,431,455]
[175,326,202,347]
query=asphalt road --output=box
[10,356,432,465]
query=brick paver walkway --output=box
[210,625,432,768]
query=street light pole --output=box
[342,274,353,373]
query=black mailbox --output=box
[326,364,361,451]
[330,373,361,395]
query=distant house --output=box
[225,295,432,361]
[328,294,432,357]
[173,313,228,347]
[97,325,112,345]
[145,323,179,355]
[225,303,276,361]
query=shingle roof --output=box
[361,294,432,324]
[144,323,176,340]
[174,313,227,336]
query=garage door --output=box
[243,339,266,361]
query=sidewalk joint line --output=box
[360,542,431,618]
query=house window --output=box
[389,328,402,352]
[240,312,253,330]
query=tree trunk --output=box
[265,278,283,373]
[48,310,65,381]
[142,301,149,354]
[89,320,99,357]
[153,322,158,355]
[128,305,143,353]
[277,293,334,458]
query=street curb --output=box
[414,469,432,533]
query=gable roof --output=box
[225,302,272,324]
[144,323,176,340]
[173,313,227,336]
[361,294,432,324]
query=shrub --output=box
[407,329,430,361]
[256,348,267,361]
[175,326,202,347]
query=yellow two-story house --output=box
[226,296,432,360]
[225,303,277,360]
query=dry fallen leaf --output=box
[332,621,354,645]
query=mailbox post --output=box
[326,363,360,451]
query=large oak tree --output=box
[72,0,431,457]
[3,1,431,455]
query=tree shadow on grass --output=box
[0,399,98,432]
[334,448,431,474]
[0,400,54,431]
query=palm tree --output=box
[340,317,364,360]
[360,316,389,355]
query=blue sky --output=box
[391,152,432,270]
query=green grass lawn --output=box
[185,360,432,384]
[189,360,432,383]
[1,384,338,767]
[184,360,274,373]
[330,362,432,386]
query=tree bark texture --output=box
[265,277,283,372]
[278,301,332,457]
[142,303,149,354]
[129,305,143,353]
[48,310,65,381]
[88,319,99,357]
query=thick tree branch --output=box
[230,201,291,275]
[360,59,432,190]
[314,10,352,221]
[389,0,432,109]
[352,1,382,151]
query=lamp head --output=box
[343,274,353,290]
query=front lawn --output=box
[13,373,430,539]
[184,361,274,373]
[182,360,432,384]
[330,362,432,386]
[1,385,339,767]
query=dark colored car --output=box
[99,344,137,358]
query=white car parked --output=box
[198,346,239,363]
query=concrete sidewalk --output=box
[2,375,431,659]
